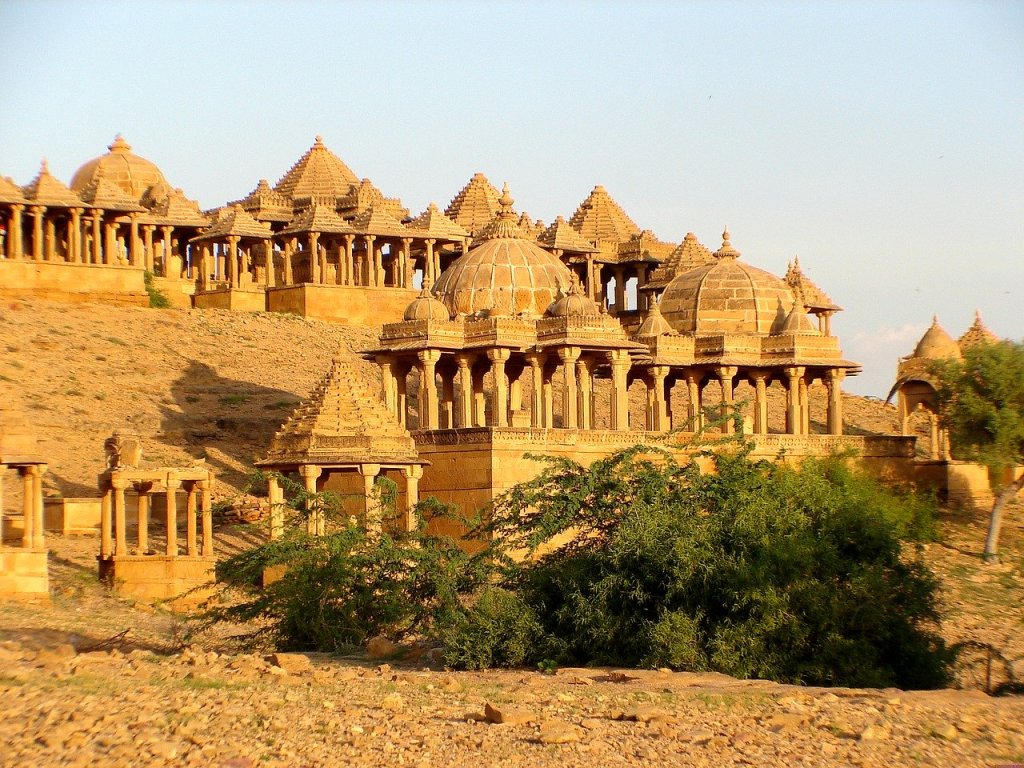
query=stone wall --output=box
[0,261,147,305]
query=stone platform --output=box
[98,554,216,605]
[0,548,49,602]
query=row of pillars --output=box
[100,475,213,558]
[267,463,424,540]
[378,347,633,432]
[380,351,847,436]
[196,233,470,292]
[2,204,191,277]
[0,464,46,550]
[676,366,845,436]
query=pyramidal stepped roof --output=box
[0,175,29,204]
[350,205,408,237]
[279,201,354,236]
[785,257,840,311]
[193,204,272,240]
[538,216,597,253]
[273,135,360,201]
[958,310,999,350]
[22,160,85,207]
[407,203,468,239]
[445,172,501,236]
[568,184,641,244]
[77,174,145,211]
[647,231,713,287]
[259,357,419,467]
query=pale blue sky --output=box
[1,0,1021,397]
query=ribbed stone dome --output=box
[546,277,601,318]
[913,317,962,360]
[403,288,451,321]
[70,135,168,203]
[433,185,573,318]
[659,230,795,335]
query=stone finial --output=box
[714,227,740,260]
[498,182,514,209]
[314,134,324,146]
[108,134,132,153]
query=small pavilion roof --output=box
[144,186,211,227]
[0,176,29,204]
[406,202,468,240]
[257,356,421,468]
[22,161,86,208]
[273,135,360,202]
[350,205,408,238]
[76,175,146,212]
[444,172,501,236]
[785,257,841,312]
[958,309,999,350]
[191,204,272,241]
[646,232,714,288]
[568,184,641,245]
[538,216,598,254]
[278,202,355,236]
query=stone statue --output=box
[104,431,143,470]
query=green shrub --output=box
[439,587,542,670]
[144,270,171,309]
[205,479,490,652]
[451,443,952,688]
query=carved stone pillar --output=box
[400,465,423,533]
[717,366,738,434]
[440,370,455,428]
[750,372,769,435]
[525,353,545,427]
[558,347,581,429]
[100,487,112,558]
[69,208,83,263]
[608,349,631,431]
[455,354,474,428]
[200,479,213,556]
[377,355,397,419]
[31,206,44,260]
[136,482,152,554]
[90,209,102,265]
[487,348,511,427]
[577,358,594,430]
[685,372,704,432]
[300,464,323,536]
[185,482,198,556]
[826,369,845,436]
[613,266,626,313]
[359,464,382,532]
[267,475,284,541]
[648,365,670,432]
[309,232,321,285]
[111,475,128,556]
[417,349,441,430]
[784,367,805,435]
[165,471,179,556]
[21,467,35,549]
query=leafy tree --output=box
[933,340,1024,561]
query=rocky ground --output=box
[1,299,1022,766]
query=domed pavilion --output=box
[888,311,999,459]
[631,230,860,436]
[368,184,639,433]
[0,135,208,305]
